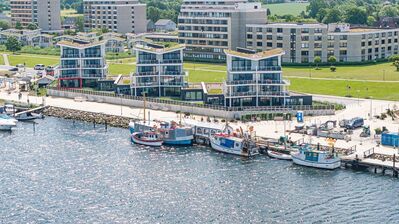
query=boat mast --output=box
[143,92,146,123]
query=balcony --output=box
[160,82,184,86]
[226,91,289,97]
[84,54,102,58]
[134,82,158,87]
[60,64,79,69]
[161,59,182,64]
[225,80,289,85]
[230,66,282,72]
[62,54,80,58]
[164,71,184,76]
[133,72,158,76]
[137,59,159,64]
[84,64,104,68]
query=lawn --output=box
[184,62,226,83]
[0,55,4,65]
[283,62,399,81]
[288,77,399,101]
[108,63,135,76]
[264,2,309,16]
[61,9,83,18]
[8,54,59,67]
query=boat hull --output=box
[163,139,193,145]
[291,153,341,170]
[210,140,258,157]
[0,125,14,131]
[131,133,163,147]
[267,150,292,160]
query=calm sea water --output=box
[1,117,399,223]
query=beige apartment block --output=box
[83,0,147,34]
[11,0,61,32]
[246,23,399,63]
[178,0,267,62]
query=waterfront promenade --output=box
[1,90,399,167]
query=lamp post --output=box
[118,93,123,116]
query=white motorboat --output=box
[131,131,163,147]
[0,114,17,131]
[291,144,341,170]
[267,150,292,160]
[15,112,44,121]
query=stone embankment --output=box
[42,106,133,128]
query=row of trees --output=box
[306,0,399,25]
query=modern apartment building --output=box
[57,40,108,88]
[178,0,267,62]
[10,0,61,32]
[131,42,186,97]
[246,23,399,63]
[223,48,290,107]
[83,0,147,34]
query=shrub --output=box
[330,66,337,72]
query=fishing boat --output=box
[15,112,44,121]
[291,144,341,170]
[0,114,17,131]
[267,150,292,160]
[210,132,259,157]
[131,131,163,147]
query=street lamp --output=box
[118,93,123,116]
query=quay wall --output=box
[43,106,132,128]
[47,89,335,119]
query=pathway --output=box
[286,75,399,83]
[3,54,9,66]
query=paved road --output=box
[2,54,9,66]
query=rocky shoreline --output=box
[42,106,133,128]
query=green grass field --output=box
[288,78,399,101]
[264,2,309,16]
[283,63,399,81]
[61,9,83,18]
[108,63,135,76]
[8,54,59,67]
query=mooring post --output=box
[33,122,35,132]
[93,119,96,129]
[105,120,108,131]
[374,167,377,173]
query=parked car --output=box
[345,117,364,130]
[45,66,55,76]
[34,64,45,70]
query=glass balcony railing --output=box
[161,59,182,64]
[84,64,104,68]
[227,91,289,97]
[60,64,79,69]
[134,72,158,76]
[225,80,288,85]
[230,66,282,72]
[62,54,79,58]
[137,59,158,64]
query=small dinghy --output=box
[131,131,163,147]
[267,150,292,160]
[15,112,44,121]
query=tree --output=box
[15,21,22,30]
[26,23,37,30]
[5,36,22,53]
[344,7,368,25]
[367,16,376,26]
[379,5,399,18]
[0,20,9,30]
[322,8,342,24]
[388,54,399,62]
[307,0,328,18]
[328,56,337,64]
[394,60,399,71]
[75,16,84,32]
[314,56,321,69]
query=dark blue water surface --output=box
[1,117,399,223]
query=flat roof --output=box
[57,40,105,49]
[224,48,285,60]
[133,42,185,54]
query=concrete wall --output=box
[48,89,335,119]
[37,0,61,31]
